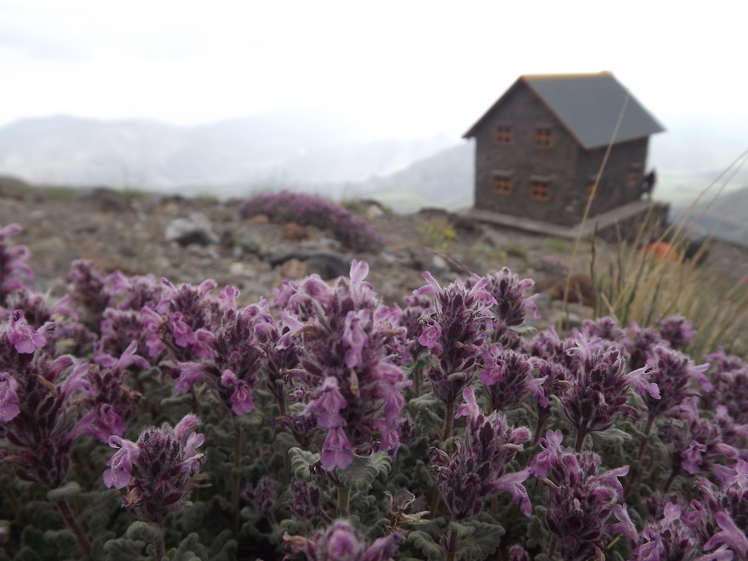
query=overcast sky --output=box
[1,0,747,142]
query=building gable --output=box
[465,72,664,149]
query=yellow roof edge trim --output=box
[521,72,613,80]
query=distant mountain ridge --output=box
[0,112,457,190]
[672,186,748,246]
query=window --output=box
[530,180,550,201]
[627,170,639,187]
[493,175,512,195]
[494,125,512,145]
[534,127,553,148]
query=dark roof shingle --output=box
[465,72,665,149]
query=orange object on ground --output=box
[645,242,681,262]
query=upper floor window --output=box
[493,173,512,195]
[627,170,639,187]
[530,180,550,201]
[494,125,512,145]
[534,127,553,148]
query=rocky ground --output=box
[2,186,745,329]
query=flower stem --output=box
[574,430,587,453]
[55,499,91,558]
[232,421,243,539]
[443,401,455,440]
[337,485,350,515]
[154,534,165,561]
[637,413,656,462]
[663,469,678,493]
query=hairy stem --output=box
[574,430,587,453]
[443,401,455,440]
[232,421,243,539]
[663,469,678,493]
[337,485,350,516]
[154,533,165,561]
[55,499,91,558]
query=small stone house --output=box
[464,72,664,228]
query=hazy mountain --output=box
[343,142,474,213]
[0,112,456,191]
[671,186,748,246]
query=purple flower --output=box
[221,370,255,415]
[8,310,46,353]
[175,362,207,393]
[287,478,328,521]
[305,377,347,429]
[0,372,20,422]
[104,415,205,524]
[480,345,545,411]
[343,309,370,368]
[431,386,531,519]
[529,429,566,477]
[171,312,196,347]
[238,191,387,252]
[657,315,697,350]
[0,224,34,304]
[416,272,495,406]
[320,427,354,471]
[103,435,141,489]
[537,447,632,560]
[703,511,748,558]
[282,519,403,561]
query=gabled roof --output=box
[464,72,665,149]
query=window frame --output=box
[492,173,512,195]
[530,179,551,201]
[533,127,554,148]
[494,124,512,145]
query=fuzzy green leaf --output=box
[126,521,163,543]
[288,447,320,480]
[338,451,391,493]
[409,530,445,561]
[46,482,81,501]
[455,519,504,561]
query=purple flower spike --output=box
[171,312,196,347]
[0,372,20,422]
[104,415,205,525]
[343,309,370,368]
[103,435,141,489]
[320,427,354,471]
[8,310,46,353]
[703,510,748,557]
[305,377,347,429]
[283,519,403,561]
[221,371,254,415]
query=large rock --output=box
[164,212,219,246]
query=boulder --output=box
[164,212,219,246]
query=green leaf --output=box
[455,519,504,561]
[338,451,391,493]
[126,521,163,543]
[46,482,81,501]
[288,447,320,480]
[409,530,445,561]
[103,536,146,561]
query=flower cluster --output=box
[416,272,495,408]
[531,430,636,559]
[430,387,531,519]
[103,414,205,525]
[0,311,94,488]
[0,224,33,307]
[283,519,403,561]
[237,190,387,253]
[275,260,410,470]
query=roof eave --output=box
[462,77,525,139]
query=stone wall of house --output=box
[473,81,582,226]
[472,83,653,227]
[573,138,651,218]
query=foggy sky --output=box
[2,0,747,141]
